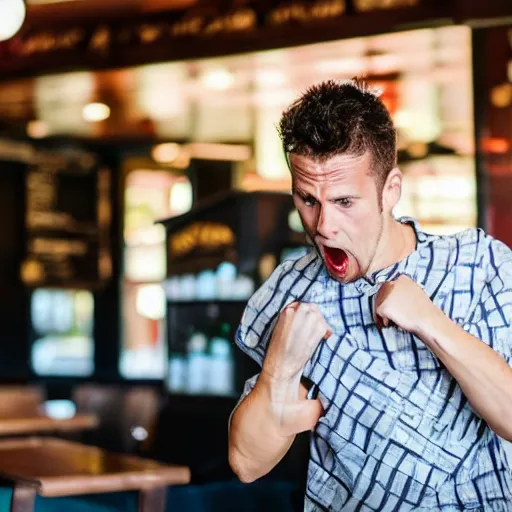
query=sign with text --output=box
[169,221,235,260]
[21,148,112,289]
[0,0,447,78]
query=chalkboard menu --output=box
[21,149,112,289]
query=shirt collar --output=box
[357,216,435,293]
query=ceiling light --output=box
[82,102,110,122]
[490,84,512,108]
[27,120,49,139]
[201,69,235,90]
[151,142,181,163]
[0,0,26,41]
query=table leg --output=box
[138,486,166,512]
[10,483,36,512]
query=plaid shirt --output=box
[235,218,512,511]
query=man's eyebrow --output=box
[331,194,360,201]
[293,187,359,201]
[292,187,314,198]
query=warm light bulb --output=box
[27,120,49,138]
[0,0,26,42]
[82,102,111,122]
[151,142,180,163]
[201,69,235,90]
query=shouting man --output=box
[228,79,512,511]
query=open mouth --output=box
[323,246,349,277]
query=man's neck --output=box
[368,218,417,276]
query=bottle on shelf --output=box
[216,262,237,299]
[186,329,209,394]
[167,327,188,392]
[209,322,234,396]
[167,352,187,393]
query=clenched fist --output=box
[263,302,332,383]
[374,274,439,336]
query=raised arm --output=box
[229,302,331,483]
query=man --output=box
[228,78,512,510]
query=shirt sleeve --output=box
[234,257,302,367]
[466,236,512,365]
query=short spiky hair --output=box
[278,78,397,184]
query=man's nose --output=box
[316,204,339,239]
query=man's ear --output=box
[382,167,403,212]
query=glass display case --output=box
[159,190,307,396]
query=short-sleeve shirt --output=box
[234,218,512,511]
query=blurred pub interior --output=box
[0,0,510,510]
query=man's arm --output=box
[376,271,512,442]
[229,302,330,483]
[229,373,321,483]
[415,309,512,441]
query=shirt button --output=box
[376,275,386,284]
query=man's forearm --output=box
[416,308,512,441]
[229,372,322,483]
[229,381,295,483]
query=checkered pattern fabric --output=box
[235,218,512,511]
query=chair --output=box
[72,384,125,451]
[72,384,161,454]
[122,387,160,455]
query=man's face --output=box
[290,151,389,283]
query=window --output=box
[120,168,192,379]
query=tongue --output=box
[324,246,348,274]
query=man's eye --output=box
[303,196,316,207]
[336,198,351,208]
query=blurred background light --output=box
[82,102,111,122]
[0,0,26,41]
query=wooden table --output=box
[0,415,99,436]
[0,387,98,436]
[0,437,190,512]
